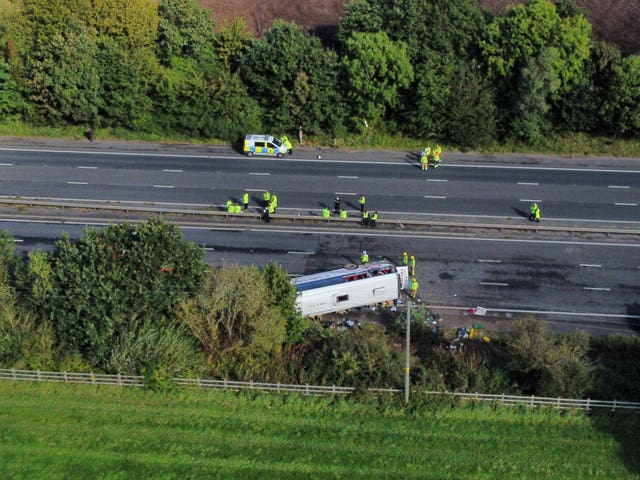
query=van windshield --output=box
[272,138,283,147]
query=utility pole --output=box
[405,301,411,403]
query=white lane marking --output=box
[3,146,640,173]
[580,264,601,268]
[288,251,314,255]
[424,195,447,199]
[608,185,630,189]
[12,238,23,243]
[426,179,448,182]
[0,163,13,166]
[615,202,637,206]
[163,169,183,173]
[67,181,88,185]
[583,287,611,291]
[77,166,97,169]
[249,228,640,248]
[335,192,356,196]
[204,247,215,251]
[430,305,640,321]
[337,175,358,179]
[249,172,270,176]
[480,282,508,286]
[479,259,501,263]
[517,182,539,185]
[520,198,542,203]
[153,185,175,189]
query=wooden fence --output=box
[2,368,639,412]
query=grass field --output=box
[1,382,639,479]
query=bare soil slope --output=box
[201,0,640,54]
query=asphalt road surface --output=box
[0,138,638,335]
[0,144,638,226]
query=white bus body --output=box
[291,262,407,317]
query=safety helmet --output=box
[403,252,407,255]
[411,255,415,259]
[362,250,367,254]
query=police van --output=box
[243,134,288,158]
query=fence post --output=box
[37,370,41,381]
[117,373,122,386]
[586,398,591,411]
[530,395,534,407]
[90,372,95,384]
[12,368,16,380]
[556,397,561,409]
[612,399,617,412]
[64,371,68,382]
[306,384,310,395]
[501,393,505,405]
[277,382,280,393]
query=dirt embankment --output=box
[201,0,640,54]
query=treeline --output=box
[0,0,639,147]
[0,219,638,401]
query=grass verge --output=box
[1,381,639,479]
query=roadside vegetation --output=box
[0,221,638,403]
[1,381,639,479]
[0,0,639,153]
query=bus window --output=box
[336,294,349,302]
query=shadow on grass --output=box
[591,411,640,476]
[625,302,640,333]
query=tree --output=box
[506,318,593,397]
[90,0,159,49]
[22,20,100,125]
[443,63,497,147]
[509,48,562,143]
[480,0,592,139]
[238,21,345,135]
[481,0,591,90]
[603,54,640,137]
[341,31,413,132]
[215,18,252,72]
[47,218,206,368]
[0,61,24,119]
[259,262,307,345]
[157,0,217,65]
[95,37,155,130]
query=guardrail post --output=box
[556,397,561,409]
[91,372,95,384]
[223,378,227,390]
[501,393,505,405]
[12,368,16,380]
[277,382,280,393]
[333,384,336,394]
[37,370,41,381]
[530,395,534,407]
[64,371,68,382]
[306,384,310,395]
[117,373,122,386]
[612,399,617,412]
[586,398,591,411]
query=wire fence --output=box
[2,368,639,412]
